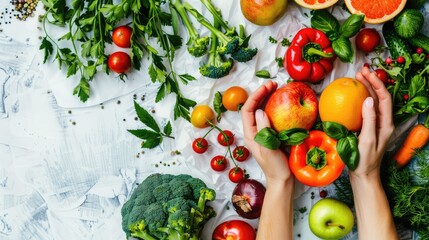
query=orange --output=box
[344,0,406,24]
[294,0,339,10]
[319,77,370,132]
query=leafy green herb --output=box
[281,38,291,47]
[339,14,364,38]
[275,57,283,68]
[255,70,271,79]
[298,206,307,213]
[337,135,359,170]
[213,91,227,122]
[254,127,308,149]
[269,36,277,44]
[310,10,340,36]
[254,127,281,150]
[332,37,354,63]
[128,101,174,149]
[278,128,309,146]
[41,0,196,120]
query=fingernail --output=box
[255,109,263,121]
[365,97,374,108]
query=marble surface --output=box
[0,0,427,239]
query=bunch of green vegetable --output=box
[372,20,429,126]
[171,0,257,79]
[121,173,216,240]
[310,9,364,63]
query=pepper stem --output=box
[306,147,327,170]
[307,47,333,58]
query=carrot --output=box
[393,115,429,168]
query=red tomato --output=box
[229,167,245,183]
[232,146,250,162]
[374,68,388,85]
[210,155,228,172]
[212,220,256,240]
[217,130,234,146]
[112,25,132,48]
[355,28,381,53]
[108,52,131,73]
[192,138,209,154]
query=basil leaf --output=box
[278,128,309,145]
[254,127,281,150]
[339,14,364,38]
[322,121,349,139]
[332,37,354,63]
[256,70,271,79]
[213,91,227,122]
[311,10,340,36]
[337,135,359,170]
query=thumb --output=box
[359,97,376,141]
[255,109,271,132]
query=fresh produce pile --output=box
[37,0,429,238]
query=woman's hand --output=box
[241,80,293,184]
[353,66,395,178]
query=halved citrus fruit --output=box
[344,0,406,24]
[294,0,339,9]
[319,77,370,132]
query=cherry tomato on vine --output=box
[190,105,215,128]
[217,130,234,146]
[232,146,250,162]
[355,28,380,53]
[222,86,248,111]
[112,25,132,48]
[229,167,245,183]
[374,69,388,85]
[108,52,131,73]
[210,156,228,172]
[397,56,405,64]
[192,138,209,154]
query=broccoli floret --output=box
[183,2,239,55]
[199,22,233,79]
[231,46,258,62]
[171,0,209,57]
[186,177,207,200]
[121,173,216,240]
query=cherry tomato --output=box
[217,130,234,146]
[229,167,245,183]
[222,86,248,111]
[397,56,405,64]
[212,220,256,240]
[108,51,131,73]
[192,138,209,154]
[355,28,381,53]
[112,25,132,48]
[190,105,215,128]
[374,69,388,85]
[210,155,228,172]
[385,57,393,65]
[232,146,250,162]
[416,47,424,54]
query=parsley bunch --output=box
[40,0,196,120]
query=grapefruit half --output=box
[294,0,339,9]
[344,0,406,24]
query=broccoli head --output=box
[121,173,216,240]
[231,46,258,62]
[171,0,209,57]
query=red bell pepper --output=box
[289,130,344,187]
[284,28,336,83]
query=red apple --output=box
[264,82,318,132]
[240,0,288,26]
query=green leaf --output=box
[170,6,180,36]
[73,27,86,41]
[156,83,166,102]
[332,37,354,63]
[322,121,349,139]
[278,128,309,145]
[311,10,340,36]
[412,53,426,64]
[339,14,364,38]
[83,64,96,79]
[163,121,172,136]
[81,40,92,57]
[66,62,78,77]
[337,135,359,170]
[40,37,54,63]
[178,74,196,84]
[256,70,271,79]
[79,16,95,26]
[213,91,227,122]
[408,75,425,99]
[133,101,160,132]
[254,127,281,150]
[58,32,72,41]
[148,64,157,83]
[127,129,160,139]
[73,79,90,102]
[141,137,162,149]
[385,67,402,76]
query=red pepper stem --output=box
[307,47,332,58]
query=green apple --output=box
[308,198,354,239]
